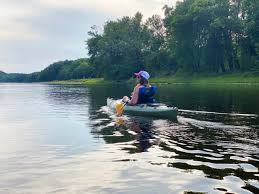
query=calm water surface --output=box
[0,83,258,194]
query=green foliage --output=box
[87,13,147,80]
[38,58,98,82]
[86,0,259,79]
[0,58,98,82]
[86,12,174,80]
[0,71,7,82]
[50,78,106,85]
[238,0,259,70]
[1,0,259,82]
[0,71,27,82]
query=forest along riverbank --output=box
[49,73,259,85]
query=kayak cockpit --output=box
[107,98,178,120]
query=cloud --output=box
[0,8,108,73]
[0,0,179,73]
[40,0,175,18]
[0,0,41,41]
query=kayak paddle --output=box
[115,101,128,116]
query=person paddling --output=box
[123,71,157,105]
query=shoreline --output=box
[48,73,259,85]
[49,78,108,85]
[151,72,259,85]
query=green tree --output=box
[164,0,255,73]
[144,15,175,75]
[87,12,150,80]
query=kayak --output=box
[107,98,178,120]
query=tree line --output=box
[87,0,259,79]
[0,59,96,82]
[1,0,258,82]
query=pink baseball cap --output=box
[134,71,150,80]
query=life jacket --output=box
[138,86,157,104]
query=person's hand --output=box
[122,96,130,103]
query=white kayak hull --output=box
[107,98,178,120]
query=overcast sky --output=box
[0,0,178,73]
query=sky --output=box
[0,0,178,73]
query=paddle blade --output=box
[115,102,125,116]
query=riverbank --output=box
[49,73,259,85]
[150,73,259,85]
[50,78,109,85]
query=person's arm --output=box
[128,86,139,105]
[131,84,140,97]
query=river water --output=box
[0,83,258,194]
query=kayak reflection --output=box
[129,118,155,152]
[112,117,158,152]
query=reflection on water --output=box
[0,83,258,194]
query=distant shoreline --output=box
[150,73,259,85]
[48,73,259,85]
